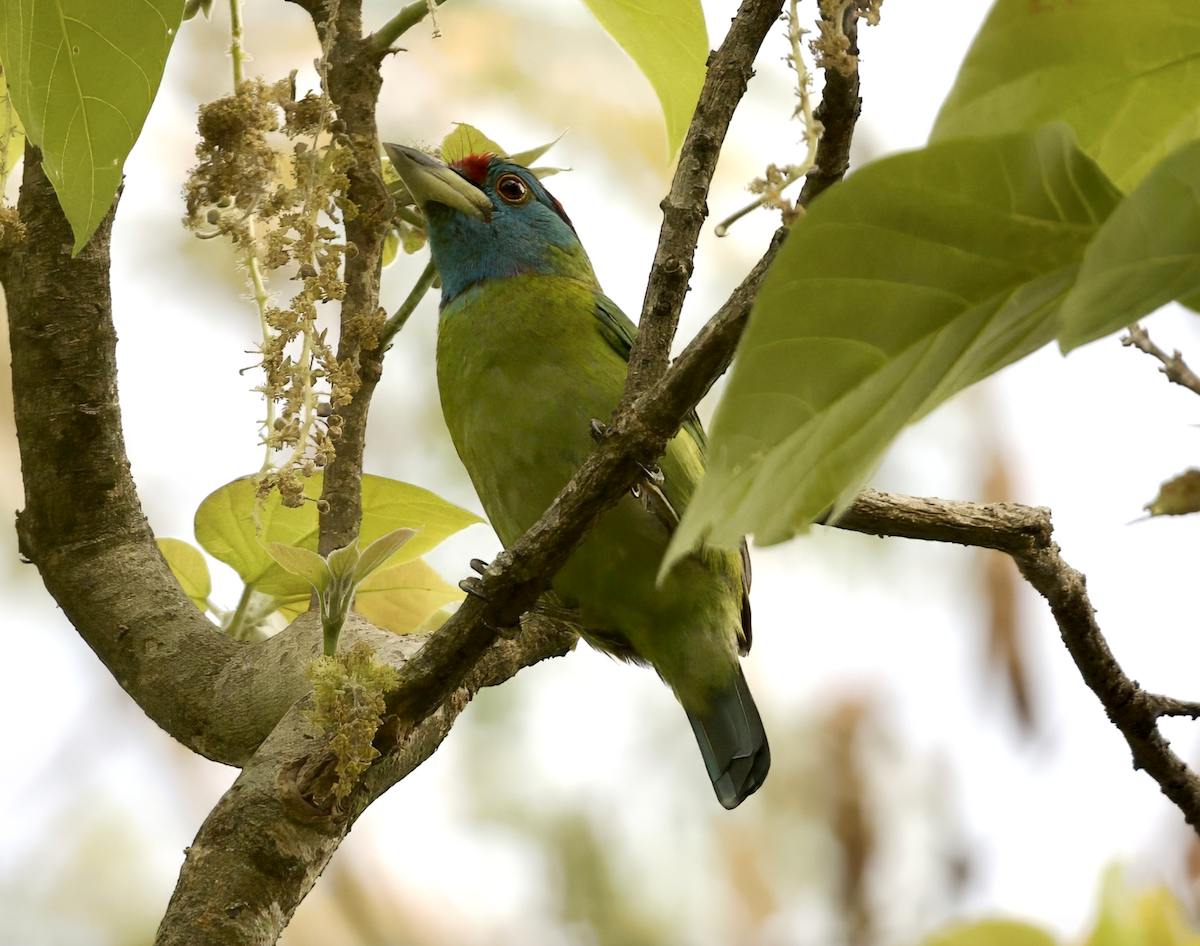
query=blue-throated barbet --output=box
[384,143,770,808]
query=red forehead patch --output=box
[451,152,493,185]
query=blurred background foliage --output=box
[3,1,1200,944]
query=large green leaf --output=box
[931,0,1200,193]
[1058,139,1200,350]
[579,0,707,158]
[354,558,463,634]
[0,0,183,253]
[669,125,1121,560]
[194,473,481,598]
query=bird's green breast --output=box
[437,275,622,540]
[437,274,743,710]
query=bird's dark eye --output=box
[495,173,530,205]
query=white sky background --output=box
[3,0,1200,943]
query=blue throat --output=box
[424,187,587,306]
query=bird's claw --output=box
[458,576,487,600]
[589,418,608,442]
[459,569,520,638]
[640,464,664,485]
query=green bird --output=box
[385,143,770,808]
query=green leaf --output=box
[183,0,212,20]
[509,131,566,168]
[931,0,1200,193]
[441,123,507,163]
[0,65,24,193]
[0,0,184,253]
[579,0,707,158]
[354,558,464,634]
[382,228,400,267]
[1144,469,1200,517]
[1058,139,1200,350]
[194,473,481,598]
[156,537,211,611]
[1086,866,1200,946]
[670,125,1121,560]
[353,527,418,585]
[430,124,566,177]
[919,919,1059,946]
[326,541,360,581]
[263,542,330,592]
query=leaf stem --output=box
[379,259,437,349]
[224,581,257,641]
[228,0,247,86]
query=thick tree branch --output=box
[829,488,1200,833]
[154,611,576,946]
[0,146,281,762]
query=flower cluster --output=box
[184,74,357,506]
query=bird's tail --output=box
[686,666,770,809]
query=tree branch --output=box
[292,0,394,556]
[827,488,1200,833]
[153,611,576,946]
[367,0,451,54]
[1122,322,1200,398]
[620,0,787,402]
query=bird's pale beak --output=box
[383,143,493,223]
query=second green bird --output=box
[385,143,770,808]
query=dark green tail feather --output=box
[686,667,770,809]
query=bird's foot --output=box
[459,563,521,639]
[589,418,608,442]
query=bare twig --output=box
[620,0,789,403]
[1122,322,1200,397]
[827,488,1200,834]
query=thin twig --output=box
[367,0,450,53]
[1122,322,1200,398]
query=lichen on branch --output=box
[304,641,399,805]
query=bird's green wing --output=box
[595,293,751,650]
[593,293,707,451]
